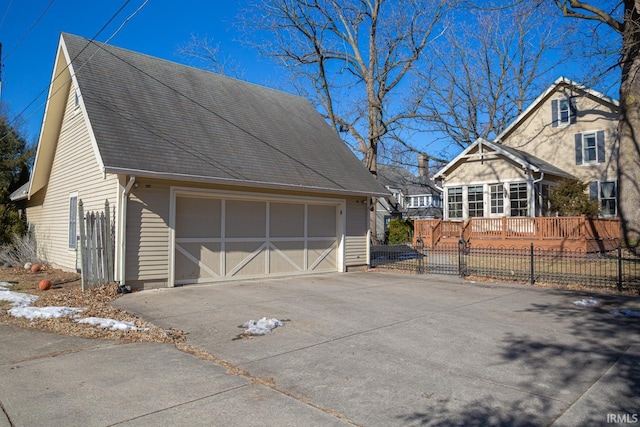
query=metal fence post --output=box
[530,242,535,285]
[458,239,465,277]
[416,237,424,274]
[617,244,623,292]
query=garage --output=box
[170,189,344,285]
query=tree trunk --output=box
[618,0,640,250]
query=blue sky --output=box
[0,0,622,163]
[1,0,278,143]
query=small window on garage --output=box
[69,194,78,249]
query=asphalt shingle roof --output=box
[62,33,387,196]
[377,164,440,195]
[496,143,574,178]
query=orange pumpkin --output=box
[38,280,52,291]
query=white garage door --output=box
[172,192,342,285]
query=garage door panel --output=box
[270,203,305,237]
[225,241,266,276]
[176,197,221,238]
[174,193,341,284]
[308,240,337,271]
[226,200,266,238]
[175,242,221,281]
[270,241,305,273]
[308,205,337,237]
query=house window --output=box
[468,186,484,217]
[584,133,597,162]
[559,99,570,124]
[590,181,617,216]
[575,131,605,164]
[69,194,78,249]
[509,183,528,217]
[490,184,504,214]
[552,98,576,127]
[408,195,434,208]
[448,187,463,219]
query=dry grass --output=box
[0,266,186,344]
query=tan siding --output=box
[446,155,525,184]
[26,84,118,271]
[345,198,368,266]
[124,178,370,287]
[125,184,170,281]
[500,90,618,182]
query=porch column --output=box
[527,170,535,217]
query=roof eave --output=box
[496,76,620,142]
[105,167,390,197]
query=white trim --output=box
[555,96,572,127]
[106,167,388,198]
[434,138,539,181]
[60,36,106,176]
[114,179,122,281]
[175,244,220,278]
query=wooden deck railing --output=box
[413,216,621,251]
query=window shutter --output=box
[575,133,583,165]
[551,100,558,127]
[596,130,605,163]
[589,182,598,200]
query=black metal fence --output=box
[370,243,640,293]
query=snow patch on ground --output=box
[9,306,83,320]
[1,281,146,331]
[573,298,601,308]
[76,317,150,331]
[0,281,39,307]
[242,317,285,335]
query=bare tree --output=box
[415,1,564,148]
[178,34,245,79]
[553,0,640,250]
[241,0,454,178]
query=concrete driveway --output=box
[109,272,640,426]
[1,272,638,426]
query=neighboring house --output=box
[435,77,619,221]
[15,33,387,290]
[375,154,442,241]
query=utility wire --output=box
[0,0,135,143]
[2,0,56,62]
[0,0,14,31]
[92,42,348,189]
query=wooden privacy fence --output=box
[79,200,115,290]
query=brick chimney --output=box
[418,154,429,178]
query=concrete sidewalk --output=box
[0,323,346,427]
[2,272,639,426]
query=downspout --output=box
[119,175,136,292]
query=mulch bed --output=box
[0,266,185,344]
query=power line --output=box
[92,43,348,189]
[2,0,56,62]
[0,0,135,143]
[0,0,14,31]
